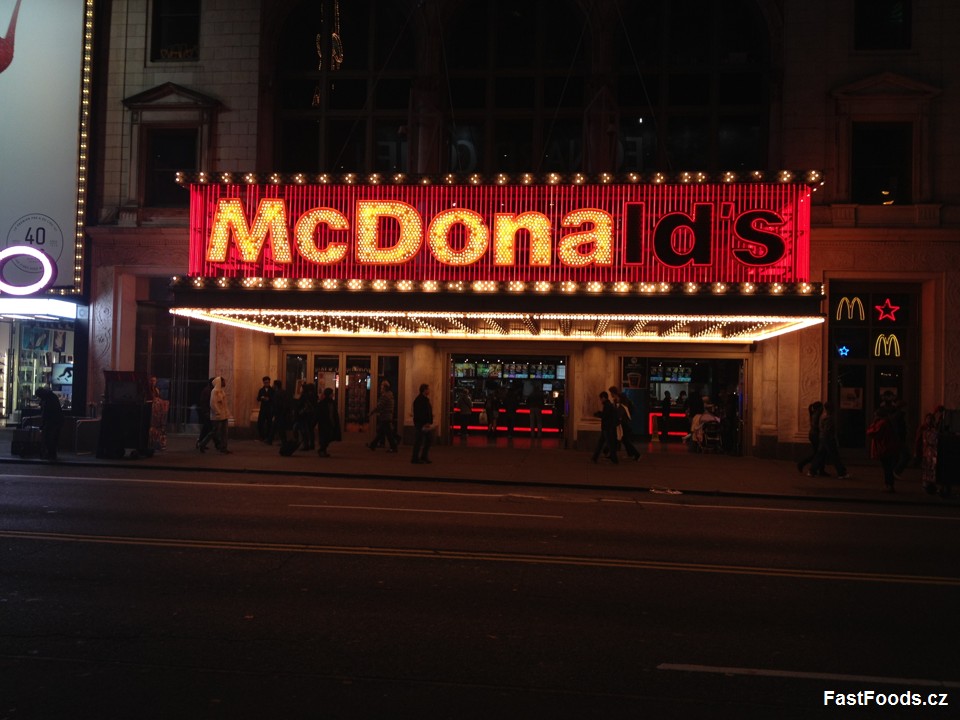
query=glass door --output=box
[344,355,372,433]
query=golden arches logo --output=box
[836,296,865,321]
[874,334,901,357]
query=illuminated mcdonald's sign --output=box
[836,296,865,321]
[873,333,901,357]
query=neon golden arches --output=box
[207,198,292,263]
[295,208,349,264]
[558,209,613,266]
[428,208,489,266]
[493,212,552,267]
[356,200,422,264]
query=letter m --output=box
[836,296,865,321]
[206,198,292,263]
[874,334,901,357]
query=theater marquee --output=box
[174,176,823,342]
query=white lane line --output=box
[626,500,960,522]
[657,663,960,688]
[289,504,563,519]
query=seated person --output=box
[690,405,721,445]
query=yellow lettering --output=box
[428,209,489,266]
[557,209,613,267]
[493,212,552,266]
[356,201,422,263]
[295,208,349,264]
[206,198,291,263]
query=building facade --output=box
[81,0,960,459]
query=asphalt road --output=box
[2,466,958,719]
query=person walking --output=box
[609,386,641,460]
[591,391,620,465]
[295,382,318,451]
[867,406,901,493]
[797,400,824,474]
[526,386,545,438]
[34,387,64,461]
[256,376,273,443]
[316,386,341,457]
[808,401,849,479]
[484,388,500,438]
[196,378,214,449]
[456,387,473,438]
[368,379,398,452]
[148,375,168,451]
[411,383,434,464]
[198,376,231,453]
[270,379,292,446]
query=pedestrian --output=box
[316,386,341,457]
[659,391,672,444]
[526,386,545,438]
[411,383,434,464]
[368,379,398,452]
[797,400,824,474]
[808,401,849,479]
[591,391,620,464]
[198,376,232,453]
[609,386,641,460]
[484,388,501,438]
[148,375,168,451]
[34,387,64,461]
[296,382,318,451]
[504,382,521,436]
[867,406,900,492]
[270,379,292,446]
[456,387,473,437]
[918,412,939,494]
[196,377,214,449]
[256,375,273,443]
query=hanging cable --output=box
[613,0,670,171]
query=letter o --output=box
[0,246,58,295]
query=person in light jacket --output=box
[199,376,232,453]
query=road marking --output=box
[657,663,960,688]
[624,499,960,522]
[1,530,958,586]
[289,504,563,519]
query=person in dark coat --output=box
[35,387,64,461]
[659,391,672,444]
[196,378,214,448]
[797,400,824,474]
[256,376,273,442]
[296,382,318,451]
[368,379,398,452]
[316,387,341,457]
[411,383,434,464]
[591,391,620,464]
[609,386,641,461]
[867,406,901,492]
[808,401,849,479]
[270,379,292,445]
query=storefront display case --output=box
[449,355,566,436]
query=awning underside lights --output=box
[170,307,823,343]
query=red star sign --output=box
[875,298,900,321]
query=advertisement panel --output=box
[0,0,90,293]
[189,182,811,285]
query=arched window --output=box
[615,0,771,172]
[274,0,417,173]
[441,0,589,174]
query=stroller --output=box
[697,420,723,453]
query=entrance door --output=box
[343,355,371,433]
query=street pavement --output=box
[1,426,955,507]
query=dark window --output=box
[150,0,201,62]
[143,128,197,207]
[851,122,912,205]
[274,0,415,173]
[616,0,770,172]
[855,0,911,51]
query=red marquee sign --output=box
[189,183,810,284]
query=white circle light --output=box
[0,246,58,295]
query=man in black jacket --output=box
[411,383,433,464]
[591,391,620,465]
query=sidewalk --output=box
[2,427,954,507]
